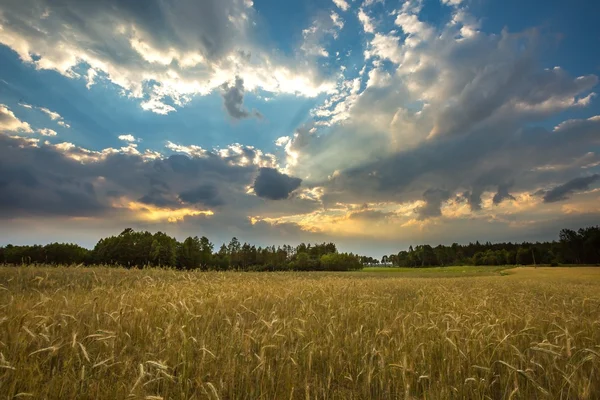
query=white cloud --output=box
[275,136,291,147]
[394,12,434,47]
[37,128,57,136]
[0,104,33,133]
[0,0,335,116]
[332,0,350,12]
[118,134,137,142]
[34,106,71,128]
[441,0,464,6]
[357,8,375,33]
[301,14,344,58]
[362,0,383,6]
[165,141,208,158]
[330,12,344,30]
[39,107,62,121]
[293,4,599,218]
[365,33,403,63]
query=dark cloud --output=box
[429,56,536,138]
[289,27,598,213]
[430,58,597,139]
[416,188,451,220]
[138,190,177,208]
[465,191,483,211]
[492,182,516,205]
[179,184,224,207]
[0,135,320,234]
[0,135,246,218]
[0,138,106,218]
[543,175,600,203]
[221,76,261,120]
[137,178,176,207]
[221,77,250,119]
[253,168,302,200]
[322,115,600,208]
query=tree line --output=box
[0,228,363,271]
[381,226,600,267]
[1,226,598,270]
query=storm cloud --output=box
[0,135,312,221]
[253,168,302,200]
[493,183,516,205]
[416,189,451,220]
[543,175,600,203]
[179,184,224,207]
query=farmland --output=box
[1,266,599,399]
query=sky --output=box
[0,0,599,256]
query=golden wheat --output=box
[0,266,599,399]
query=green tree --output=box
[228,237,241,268]
[150,232,177,267]
[178,236,202,270]
[199,236,213,268]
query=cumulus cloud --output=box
[543,175,600,203]
[0,104,33,133]
[0,0,334,116]
[0,132,331,249]
[253,168,302,200]
[332,0,350,12]
[275,136,291,147]
[321,113,600,211]
[441,0,464,6]
[37,128,57,137]
[290,4,599,220]
[0,134,319,223]
[118,134,138,143]
[0,136,105,217]
[357,8,375,33]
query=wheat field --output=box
[1,266,599,399]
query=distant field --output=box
[361,265,513,277]
[1,266,599,399]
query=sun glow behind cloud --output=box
[112,198,214,223]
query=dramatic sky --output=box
[1,0,599,255]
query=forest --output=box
[0,226,598,270]
[0,228,362,271]
[382,226,600,267]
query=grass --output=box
[1,266,599,399]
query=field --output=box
[1,266,599,399]
[361,265,512,277]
